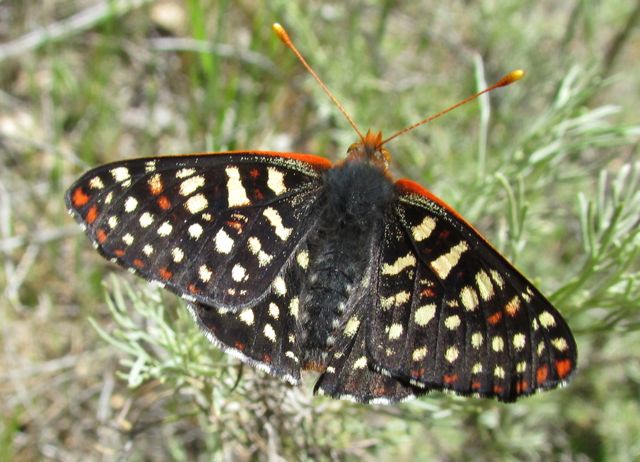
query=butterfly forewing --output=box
[364,180,577,401]
[66,152,330,310]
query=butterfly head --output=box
[346,130,391,170]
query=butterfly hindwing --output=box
[66,152,331,310]
[314,289,425,404]
[365,179,577,402]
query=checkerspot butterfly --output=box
[66,23,576,404]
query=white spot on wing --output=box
[513,333,526,351]
[412,346,427,361]
[268,303,279,319]
[89,176,104,189]
[411,216,436,242]
[296,250,309,269]
[122,233,134,245]
[176,168,195,178]
[460,286,479,311]
[180,175,205,196]
[272,276,286,295]
[343,317,359,337]
[171,247,184,263]
[124,196,138,212]
[476,270,495,301]
[444,315,461,330]
[111,167,130,182]
[139,212,154,228]
[214,229,234,254]
[267,167,287,195]
[431,241,469,279]
[188,223,203,239]
[381,252,416,276]
[445,346,459,363]
[551,337,569,351]
[231,264,247,282]
[289,297,299,319]
[184,193,208,214]
[264,323,276,342]
[388,323,403,339]
[239,308,254,325]
[380,291,411,309]
[414,304,436,326]
[247,236,273,267]
[263,207,292,241]
[539,311,556,328]
[157,221,172,236]
[226,166,250,207]
[471,332,483,349]
[199,265,212,282]
[353,356,367,369]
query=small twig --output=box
[0,224,80,253]
[602,0,640,76]
[0,0,155,62]
[149,37,279,75]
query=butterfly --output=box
[65,23,576,404]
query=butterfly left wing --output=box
[66,151,331,310]
[365,179,577,402]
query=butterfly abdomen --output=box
[299,160,395,364]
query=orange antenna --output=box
[381,69,525,145]
[272,23,365,142]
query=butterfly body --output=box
[66,131,576,404]
[298,143,395,367]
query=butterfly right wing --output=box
[364,179,577,402]
[66,151,331,310]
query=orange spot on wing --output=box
[188,283,199,294]
[262,353,272,364]
[226,220,243,233]
[86,205,99,224]
[72,187,90,207]
[487,311,503,325]
[443,374,459,384]
[157,195,171,210]
[158,267,172,280]
[471,380,482,390]
[114,249,125,257]
[410,368,425,378]
[536,365,549,385]
[505,297,521,317]
[555,359,572,379]
[420,288,436,297]
[234,341,246,351]
[516,380,529,393]
[253,188,265,200]
[493,385,504,394]
[133,258,145,269]
[249,168,260,179]
[96,228,108,244]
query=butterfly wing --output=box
[314,281,426,404]
[365,179,577,402]
[66,151,331,310]
[189,239,312,383]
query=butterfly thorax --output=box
[299,155,395,368]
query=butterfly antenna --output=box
[273,23,365,142]
[381,70,525,146]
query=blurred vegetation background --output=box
[1,0,639,460]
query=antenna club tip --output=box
[272,23,289,43]
[497,69,526,87]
